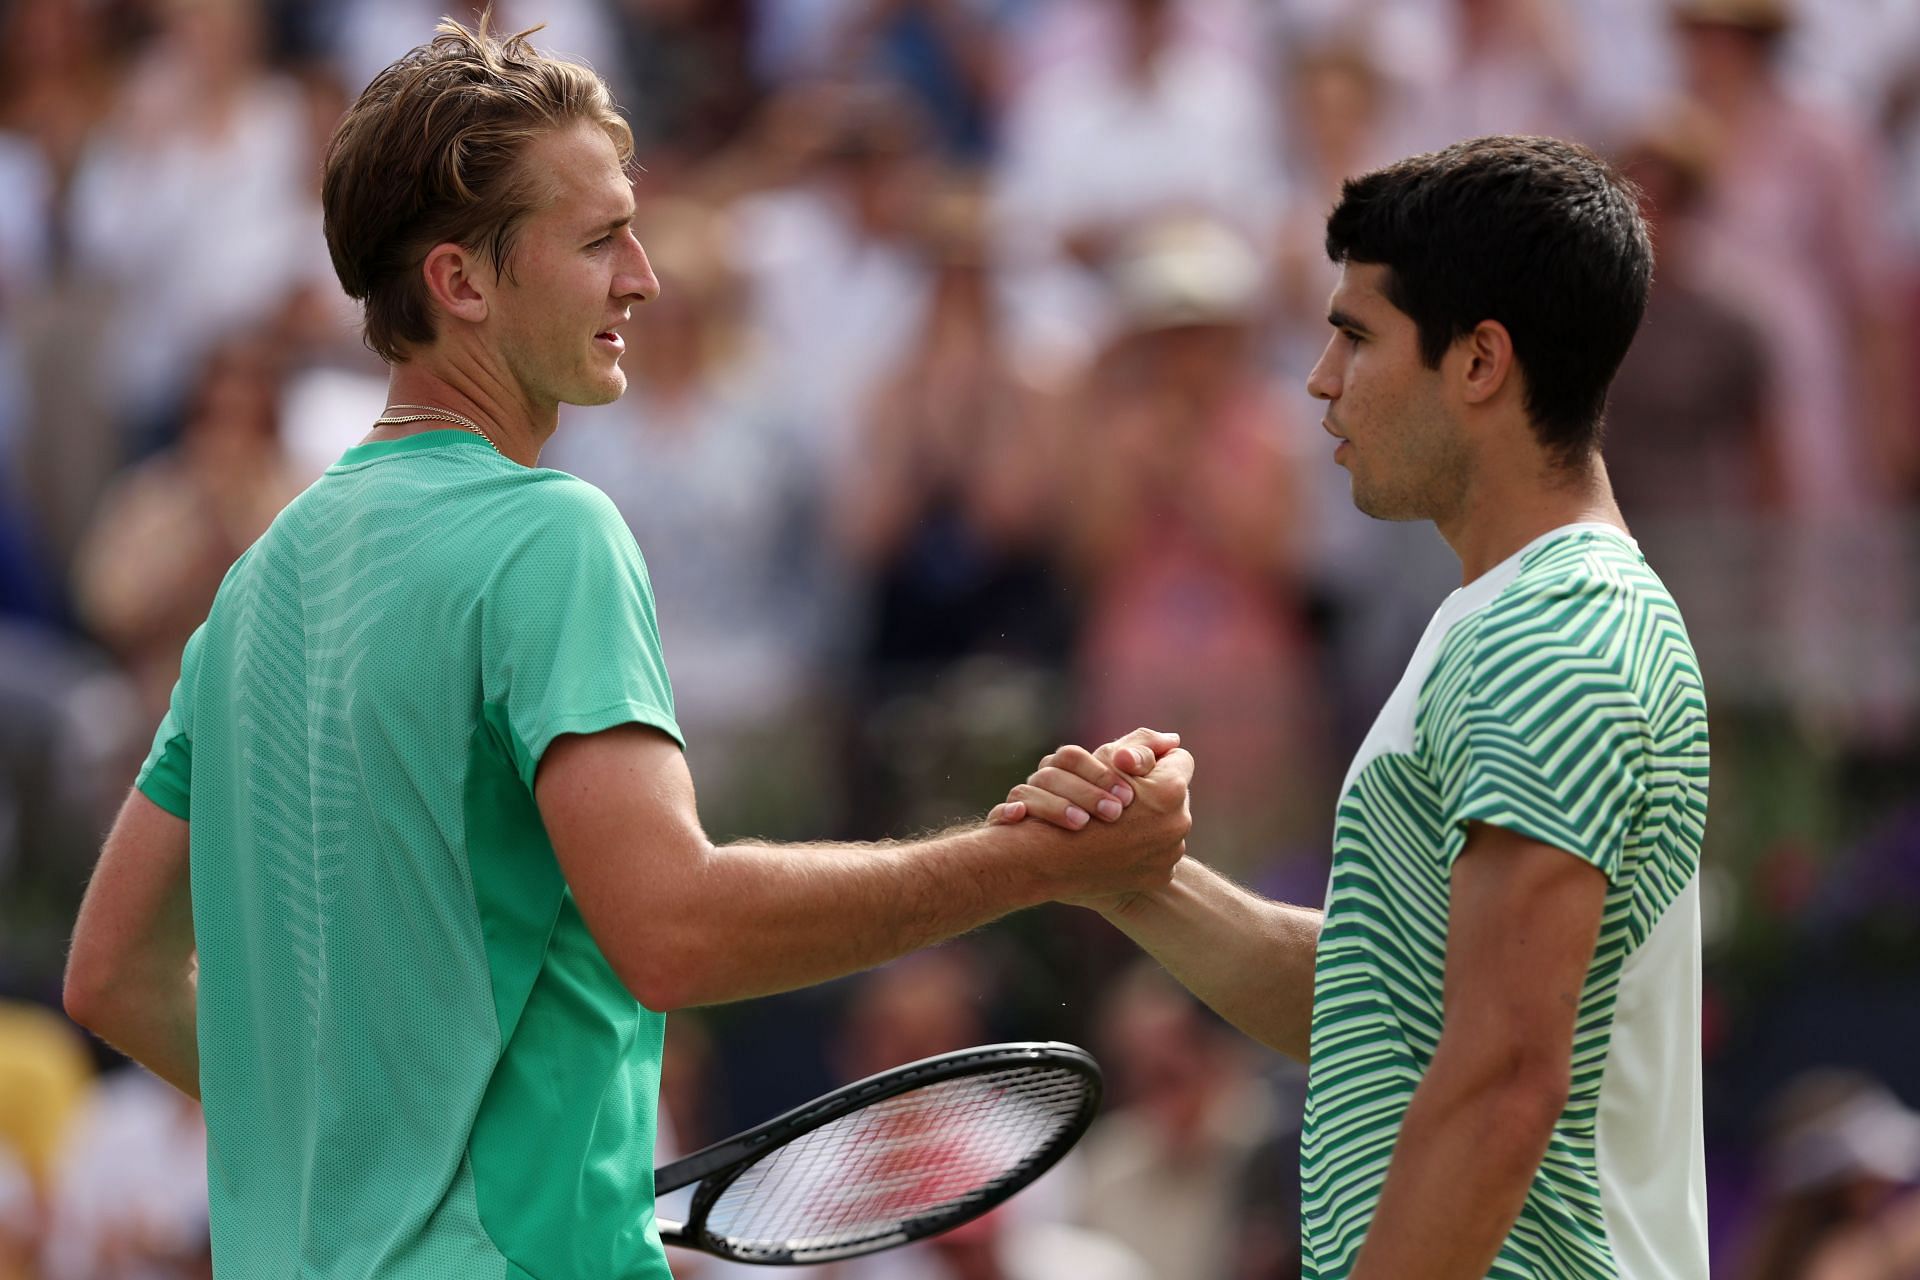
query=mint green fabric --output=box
[136,431,680,1277]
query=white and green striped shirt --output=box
[1303,523,1710,1279]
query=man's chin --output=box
[563,369,628,408]
[1350,480,1424,524]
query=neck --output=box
[1435,452,1625,584]
[375,352,555,467]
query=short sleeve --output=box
[481,480,682,789]
[1434,580,1649,882]
[135,624,204,820]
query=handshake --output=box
[985,728,1195,914]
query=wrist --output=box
[956,819,1057,911]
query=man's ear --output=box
[1457,318,1515,407]
[421,242,490,326]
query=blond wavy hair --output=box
[322,14,633,362]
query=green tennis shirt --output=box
[136,431,682,1279]
[1303,524,1710,1279]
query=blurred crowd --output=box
[1,0,1918,1275]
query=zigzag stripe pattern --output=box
[1300,532,1709,1279]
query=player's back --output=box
[144,431,678,1278]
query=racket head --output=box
[664,1041,1102,1266]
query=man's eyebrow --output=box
[1328,308,1372,335]
[588,210,636,236]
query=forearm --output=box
[65,790,200,1098]
[78,958,201,1100]
[637,823,1050,1009]
[1102,858,1320,1060]
[1349,1056,1564,1279]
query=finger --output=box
[1096,728,1182,775]
[1096,742,1160,775]
[1117,727,1181,756]
[987,800,1026,825]
[1006,783,1092,831]
[1026,766,1125,822]
[1038,744,1135,806]
[1147,748,1196,789]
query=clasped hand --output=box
[988,728,1193,910]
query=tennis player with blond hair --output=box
[62,18,1191,1277]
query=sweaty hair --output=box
[1324,135,1653,461]
[322,14,634,363]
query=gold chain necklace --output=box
[373,403,503,455]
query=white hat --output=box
[1764,1070,1920,1195]
[1109,214,1263,332]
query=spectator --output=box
[1264,39,1458,762]
[1074,962,1294,1280]
[0,0,116,194]
[1385,0,1587,155]
[827,0,1010,160]
[605,0,758,179]
[722,81,941,464]
[66,0,316,443]
[1740,1069,1920,1280]
[994,0,1282,369]
[837,183,1075,836]
[1269,42,1399,381]
[1609,112,1773,518]
[1606,112,1779,704]
[1676,0,1914,508]
[0,0,120,582]
[1066,215,1326,877]
[41,1068,209,1280]
[1674,0,1919,736]
[71,333,303,727]
[0,999,92,1256]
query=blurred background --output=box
[0,0,1917,1275]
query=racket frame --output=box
[654,1040,1102,1265]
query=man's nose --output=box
[1306,349,1340,401]
[619,237,659,303]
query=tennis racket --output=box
[653,1041,1102,1266]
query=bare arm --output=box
[1104,859,1321,1060]
[1349,823,1607,1280]
[65,789,200,1098]
[535,725,1192,1011]
[996,738,1320,1059]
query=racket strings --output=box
[702,1065,1091,1255]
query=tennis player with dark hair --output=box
[1002,135,1710,1279]
[60,18,1191,1278]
